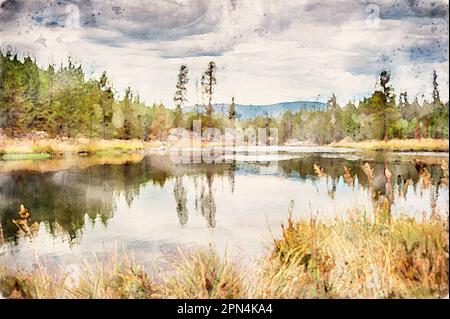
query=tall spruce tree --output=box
[432,70,440,104]
[173,64,189,128]
[99,72,114,139]
[201,61,217,118]
[228,96,236,120]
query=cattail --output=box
[384,166,393,221]
[385,167,393,197]
[421,167,432,188]
[12,204,38,237]
[441,160,448,186]
[313,164,326,177]
[362,162,374,183]
[343,165,354,186]
[18,204,30,219]
[12,218,31,234]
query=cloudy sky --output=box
[0,0,448,107]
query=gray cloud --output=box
[2,0,449,32]
[408,37,449,63]
[0,0,448,105]
[382,0,449,19]
[92,0,222,41]
[0,0,97,28]
[261,0,448,28]
[0,0,23,24]
[83,0,247,58]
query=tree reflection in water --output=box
[199,171,216,228]
[0,154,447,243]
[173,176,188,226]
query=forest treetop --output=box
[0,51,448,144]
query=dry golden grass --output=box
[255,214,448,298]
[163,246,246,299]
[330,138,449,152]
[0,262,67,299]
[0,252,161,299]
[67,252,161,299]
[0,137,166,158]
[0,212,448,299]
[0,153,144,173]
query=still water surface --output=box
[0,149,448,270]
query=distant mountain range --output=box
[184,101,327,119]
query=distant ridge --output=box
[184,101,327,119]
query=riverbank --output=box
[330,138,449,152]
[1,137,449,161]
[0,153,146,173]
[0,211,447,299]
[0,137,166,160]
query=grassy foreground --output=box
[0,211,448,299]
[330,138,449,152]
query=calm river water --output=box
[0,148,448,270]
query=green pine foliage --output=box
[0,52,448,144]
[0,52,178,140]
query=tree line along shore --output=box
[0,137,448,161]
[0,51,448,159]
